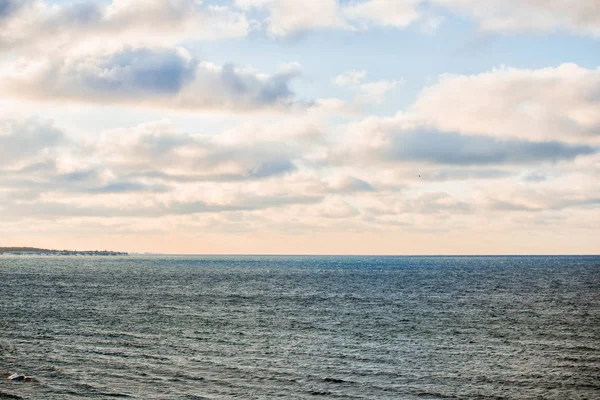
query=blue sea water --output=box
[1,255,599,399]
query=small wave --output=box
[309,390,333,396]
[0,391,24,399]
[414,391,459,399]
[321,377,352,384]
[96,392,132,398]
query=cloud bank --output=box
[0,47,304,111]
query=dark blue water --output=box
[1,256,599,399]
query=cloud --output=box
[479,185,600,213]
[84,47,197,95]
[357,80,400,104]
[412,64,600,143]
[430,0,600,37]
[0,118,65,166]
[343,0,421,29]
[6,0,598,53]
[235,0,347,36]
[0,158,170,197]
[0,117,317,214]
[316,197,360,219]
[233,0,600,38]
[405,191,472,214]
[0,113,598,254]
[521,171,548,183]
[0,47,304,111]
[328,176,375,193]
[236,0,423,37]
[1,193,324,219]
[0,0,249,53]
[88,181,169,194]
[0,116,329,221]
[334,70,401,105]
[421,168,513,182]
[94,120,303,182]
[338,115,597,166]
[235,0,600,38]
[0,0,26,18]
[334,70,367,87]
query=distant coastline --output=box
[0,247,128,256]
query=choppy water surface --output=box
[1,255,599,399]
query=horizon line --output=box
[129,253,600,257]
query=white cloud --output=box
[235,0,347,37]
[236,0,424,36]
[420,15,445,35]
[334,70,401,105]
[412,63,600,143]
[316,197,360,219]
[431,0,600,36]
[343,0,421,28]
[334,70,367,87]
[357,79,400,104]
[5,0,598,53]
[0,0,250,53]
[233,0,600,38]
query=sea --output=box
[1,255,599,399]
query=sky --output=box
[0,0,599,255]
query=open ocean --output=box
[1,255,599,399]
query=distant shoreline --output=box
[0,247,128,256]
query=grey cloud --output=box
[257,72,297,104]
[423,168,513,181]
[1,194,323,219]
[214,63,300,108]
[109,130,299,181]
[200,146,298,180]
[487,195,600,213]
[521,172,548,183]
[0,0,23,18]
[380,129,595,165]
[60,169,100,183]
[489,200,542,212]
[245,158,296,179]
[169,195,321,215]
[221,64,249,94]
[0,119,65,165]
[330,176,375,193]
[61,2,103,25]
[15,159,58,174]
[89,181,169,194]
[1,47,303,110]
[84,48,197,96]
[124,168,296,183]
[135,131,198,158]
[2,160,167,195]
